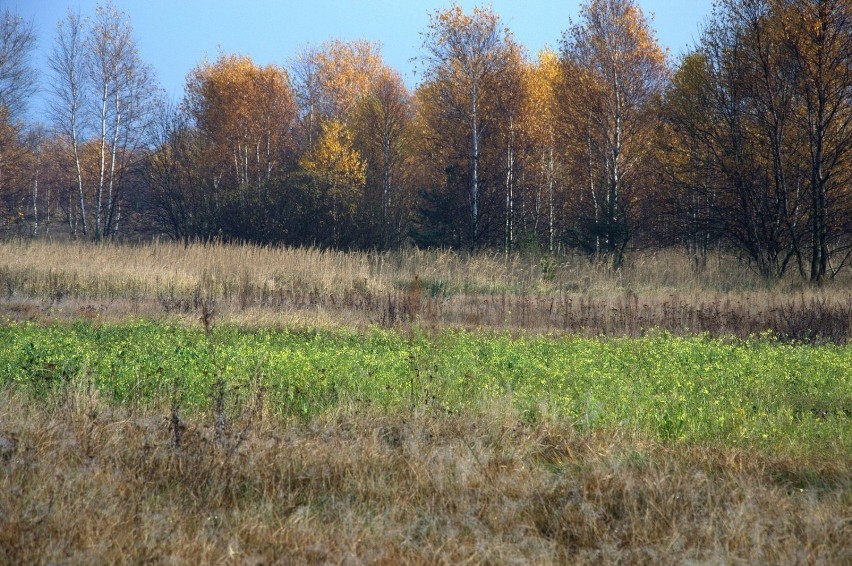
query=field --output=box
[1,240,851,563]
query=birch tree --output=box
[0,7,36,122]
[779,0,852,282]
[292,40,412,247]
[419,4,518,248]
[49,1,160,240]
[299,119,366,246]
[0,7,36,234]
[523,49,562,252]
[351,69,415,248]
[48,9,87,236]
[560,0,669,266]
[88,2,160,238]
[291,40,384,151]
[185,54,296,195]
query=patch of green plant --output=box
[1,321,850,456]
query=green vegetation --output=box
[4,320,849,456]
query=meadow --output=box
[0,240,850,563]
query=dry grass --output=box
[0,239,786,300]
[2,239,852,341]
[0,389,849,564]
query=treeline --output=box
[2,0,852,282]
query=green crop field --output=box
[3,320,850,457]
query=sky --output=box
[14,0,714,122]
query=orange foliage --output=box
[185,54,297,188]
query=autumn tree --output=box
[48,9,87,236]
[521,49,563,252]
[0,105,29,234]
[417,3,524,249]
[493,42,527,255]
[170,53,297,240]
[299,119,366,246]
[559,0,669,266]
[291,40,384,150]
[142,104,211,242]
[0,7,36,234]
[660,0,852,281]
[22,125,48,236]
[657,52,717,265]
[779,0,852,282]
[351,68,415,248]
[662,1,809,278]
[185,53,296,193]
[734,0,807,277]
[88,1,159,238]
[0,8,36,122]
[292,40,414,248]
[48,2,161,240]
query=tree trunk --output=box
[96,83,109,240]
[470,79,479,249]
[548,144,554,253]
[504,115,514,257]
[105,83,122,237]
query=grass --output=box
[1,240,851,562]
[2,239,852,341]
[1,392,849,564]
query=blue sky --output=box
[16,0,713,121]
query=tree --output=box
[182,53,298,240]
[779,0,852,282]
[660,0,852,281]
[48,9,88,237]
[291,40,384,151]
[48,2,161,240]
[492,42,527,255]
[24,125,47,236]
[351,68,415,248]
[657,52,717,264]
[0,105,27,233]
[87,1,159,239]
[185,53,296,193]
[663,2,808,278]
[292,40,415,248]
[419,4,518,248]
[522,49,563,252]
[0,7,36,122]
[0,7,36,234]
[143,104,208,242]
[560,0,669,266]
[299,119,366,246]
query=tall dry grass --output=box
[2,239,852,340]
[1,390,848,564]
[0,238,792,299]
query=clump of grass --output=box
[0,391,848,564]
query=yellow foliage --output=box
[524,48,561,145]
[300,120,366,212]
